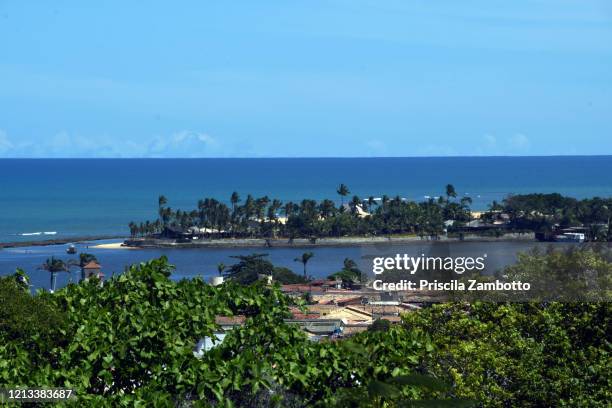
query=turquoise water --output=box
[1,157,612,243]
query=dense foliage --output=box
[129,185,471,239]
[403,302,611,407]
[493,193,612,239]
[130,190,612,242]
[0,258,457,407]
[1,250,610,407]
[502,245,612,301]
[328,258,367,287]
[0,270,68,365]
[1,258,297,406]
[222,253,307,285]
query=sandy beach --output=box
[92,241,135,249]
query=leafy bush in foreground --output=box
[0,258,451,407]
[0,253,610,407]
[403,302,611,407]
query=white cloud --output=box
[147,130,218,157]
[483,134,497,148]
[475,133,531,155]
[365,139,387,155]
[0,130,14,153]
[509,133,530,150]
[0,130,219,158]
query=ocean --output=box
[2,156,611,290]
[2,156,612,243]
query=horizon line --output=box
[0,154,611,160]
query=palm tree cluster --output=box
[128,185,473,240]
[492,193,612,240]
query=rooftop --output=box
[82,261,101,269]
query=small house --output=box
[81,261,103,281]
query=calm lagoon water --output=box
[0,239,567,292]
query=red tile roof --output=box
[309,279,325,286]
[336,296,364,306]
[289,307,320,320]
[82,261,101,269]
[281,284,324,293]
[215,315,246,325]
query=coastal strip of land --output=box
[122,233,535,249]
[0,233,535,250]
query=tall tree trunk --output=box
[50,272,57,292]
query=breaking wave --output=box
[20,231,57,236]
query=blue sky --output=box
[0,0,611,157]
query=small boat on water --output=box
[66,244,77,254]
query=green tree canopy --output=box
[272,266,308,284]
[224,253,275,285]
[79,253,98,268]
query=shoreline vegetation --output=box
[122,233,536,249]
[125,184,612,247]
[4,184,612,250]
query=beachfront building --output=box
[340,203,370,218]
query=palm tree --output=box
[268,199,283,226]
[244,195,255,220]
[367,196,376,211]
[228,192,240,236]
[381,195,390,213]
[230,192,240,213]
[337,183,350,206]
[284,201,297,218]
[39,257,77,292]
[217,262,226,276]
[158,195,168,225]
[294,252,314,279]
[255,196,270,222]
[445,184,457,201]
[318,199,336,218]
[350,195,361,214]
[490,200,503,211]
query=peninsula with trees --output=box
[125,184,612,247]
